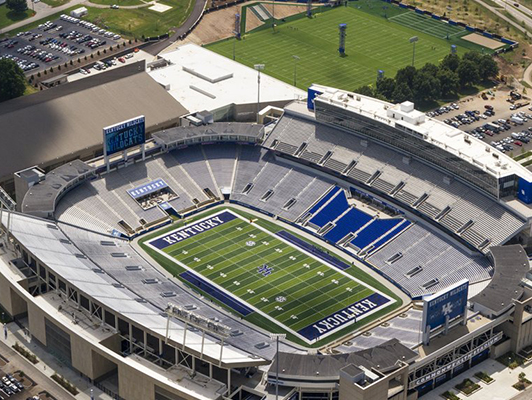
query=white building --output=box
[149,43,306,121]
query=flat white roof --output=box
[312,85,532,182]
[148,43,306,114]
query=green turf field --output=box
[146,208,395,343]
[388,12,464,39]
[207,1,496,91]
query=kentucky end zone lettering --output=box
[297,292,391,341]
[149,211,237,250]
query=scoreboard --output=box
[103,116,145,156]
[422,279,469,334]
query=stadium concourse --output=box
[1,86,532,400]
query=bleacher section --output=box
[363,221,412,256]
[55,150,219,235]
[323,208,373,243]
[366,224,492,297]
[231,146,336,222]
[202,144,237,190]
[264,113,526,252]
[168,147,219,199]
[350,219,408,251]
[308,191,349,229]
[304,189,410,255]
[50,139,496,298]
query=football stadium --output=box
[1,80,532,400]
[0,0,529,397]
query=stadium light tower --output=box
[410,36,418,67]
[292,55,300,87]
[272,0,276,31]
[254,64,265,123]
[270,333,286,400]
[338,23,347,56]
[232,30,239,60]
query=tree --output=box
[355,85,374,97]
[376,77,396,100]
[462,51,483,65]
[6,0,27,13]
[478,54,499,81]
[413,71,441,102]
[0,59,26,103]
[441,54,460,72]
[457,59,480,87]
[395,65,417,88]
[391,81,413,103]
[420,63,439,77]
[437,68,460,97]
[519,372,526,383]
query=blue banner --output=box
[297,292,391,341]
[180,271,254,316]
[104,116,145,156]
[149,211,237,249]
[127,178,168,199]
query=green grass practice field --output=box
[207,1,496,91]
[144,208,398,344]
[83,0,194,39]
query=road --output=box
[471,0,527,33]
[142,0,207,55]
[494,0,532,29]
[82,0,154,9]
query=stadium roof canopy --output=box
[270,339,417,379]
[21,160,95,216]
[149,43,306,113]
[0,62,188,184]
[152,122,263,146]
[471,244,530,317]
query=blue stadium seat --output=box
[366,221,412,254]
[308,186,341,215]
[351,219,409,250]
[309,191,349,228]
[323,208,373,243]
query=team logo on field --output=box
[246,241,256,247]
[276,296,287,303]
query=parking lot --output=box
[0,15,122,74]
[430,88,532,160]
[0,371,27,400]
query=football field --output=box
[146,209,395,343]
[206,2,493,91]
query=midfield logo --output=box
[258,264,274,277]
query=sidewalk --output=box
[2,321,114,400]
[422,357,532,400]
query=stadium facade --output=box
[1,86,532,400]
